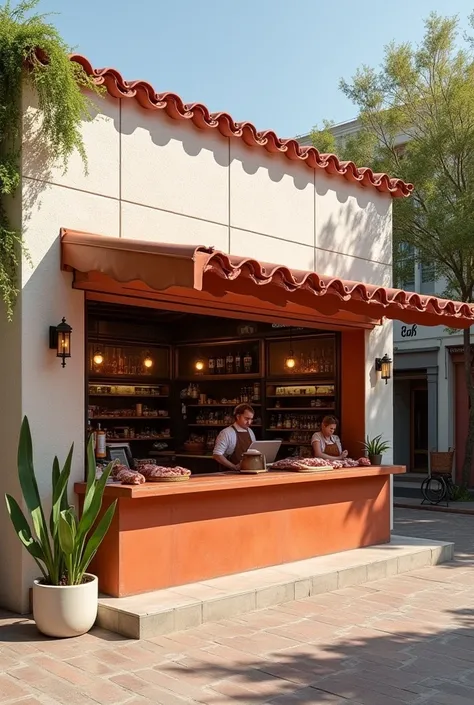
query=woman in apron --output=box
[311,415,348,460]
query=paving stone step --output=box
[96,535,453,639]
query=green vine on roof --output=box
[0,0,103,320]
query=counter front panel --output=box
[76,466,404,597]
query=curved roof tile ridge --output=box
[200,249,474,323]
[70,54,414,199]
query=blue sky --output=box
[40,0,473,138]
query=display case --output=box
[176,378,263,456]
[265,378,338,457]
[267,335,335,378]
[87,339,173,456]
[88,382,173,447]
[88,342,170,379]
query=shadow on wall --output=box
[121,105,313,190]
[315,178,392,281]
[21,111,53,226]
[120,106,230,171]
[120,100,393,272]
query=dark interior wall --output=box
[393,379,411,469]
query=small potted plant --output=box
[361,434,391,466]
[5,417,117,638]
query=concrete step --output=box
[96,535,454,639]
[394,474,427,484]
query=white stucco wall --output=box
[0,91,121,612]
[0,89,395,611]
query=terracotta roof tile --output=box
[61,230,473,328]
[70,54,413,199]
[200,249,474,327]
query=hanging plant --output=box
[0,0,103,319]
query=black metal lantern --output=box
[375,353,392,384]
[49,317,72,368]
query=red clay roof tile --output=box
[61,230,473,327]
[70,54,414,199]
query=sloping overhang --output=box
[61,229,474,330]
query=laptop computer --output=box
[248,440,282,464]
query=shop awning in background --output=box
[61,229,474,329]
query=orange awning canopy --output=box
[61,229,474,329]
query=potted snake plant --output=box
[361,434,391,466]
[5,417,117,638]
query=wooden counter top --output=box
[75,465,405,499]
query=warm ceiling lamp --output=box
[143,353,153,369]
[93,320,104,366]
[285,352,296,369]
[375,354,392,384]
[195,358,205,372]
[284,328,296,370]
[93,349,104,366]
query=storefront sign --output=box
[400,324,418,338]
[448,345,474,355]
[271,324,304,331]
[237,323,258,336]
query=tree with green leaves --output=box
[0,0,101,319]
[312,12,474,488]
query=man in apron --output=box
[213,404,256,471]
[311,415,348,460]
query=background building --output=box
[298,122,472,480]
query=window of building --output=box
[420,261,436,294]
[396,243,415,291]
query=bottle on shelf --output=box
[235,351,242,374]
[299,352,305,373]
[253,382,260,401]
[95,423,106,458]
[208,355,216,375]
[225,351,234,374]
[243,351,252,374]
[216,354,225,375]
[87,420,96,451]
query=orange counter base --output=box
[75,466,405,598]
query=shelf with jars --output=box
[266,382,336,408]
[176,340,262,379]
[106,430,173,442]
[180,382,262,406]
[88,383,168,398]
[88,418,173,451]
[266,416,320,432]
[88,406,170,420]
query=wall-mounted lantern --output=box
[49,317,72,368]
[375,353,392,384]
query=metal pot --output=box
[240,449,266,473]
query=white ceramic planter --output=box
[33,574,98,638]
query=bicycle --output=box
[420,448,455,506]
[421,472,455,506]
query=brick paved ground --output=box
[2,508,474,705]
